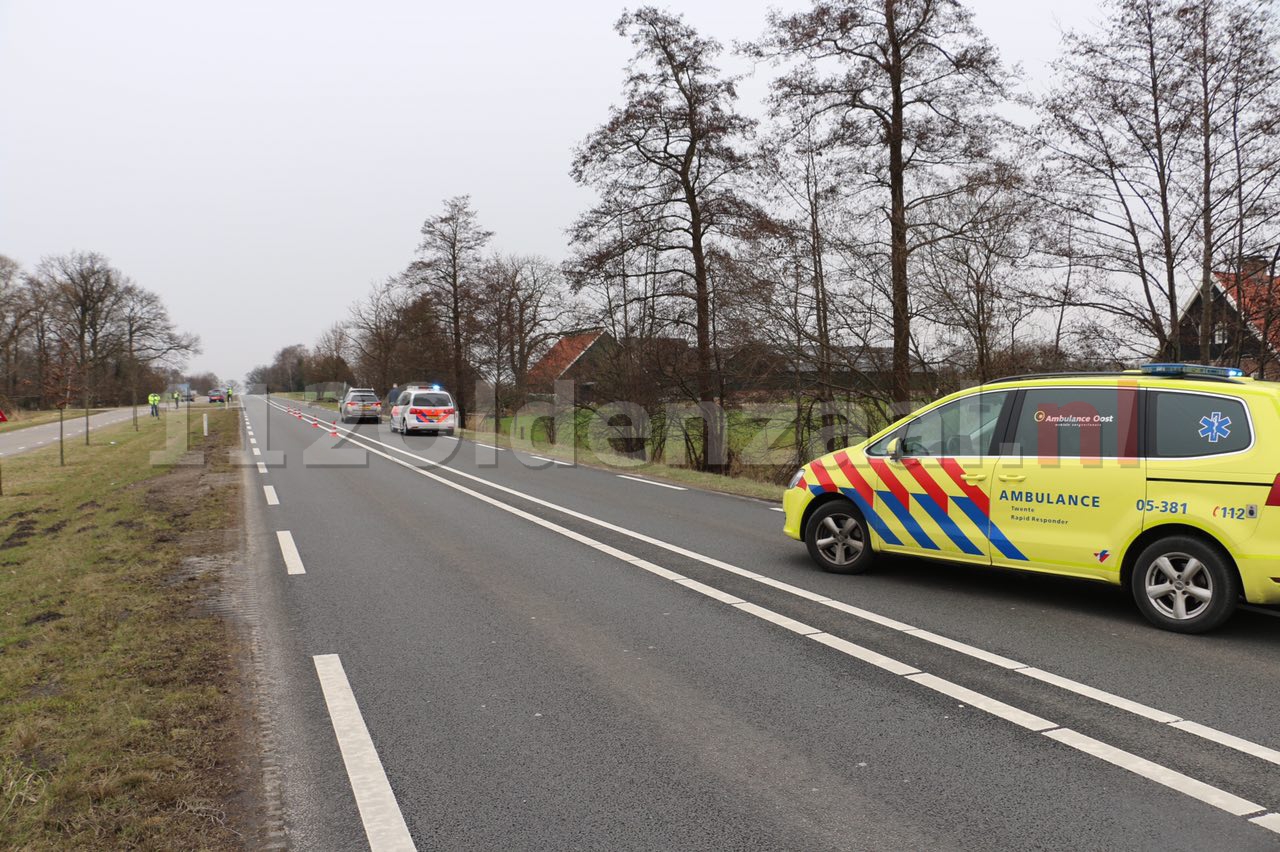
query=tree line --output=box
[0,251,200,413]
[254,0,1280,472]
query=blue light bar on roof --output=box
[1141,363,1244,378]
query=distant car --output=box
[182,389,196,402]
[390,386,456,436]
[207,389,226,403]
[341,388,383,423]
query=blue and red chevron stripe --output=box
[807,455,1027,561]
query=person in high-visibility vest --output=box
[148,393,160,417]
[172,391,180,409]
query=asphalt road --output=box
[239,394,1280,851]
[0,407,138,458]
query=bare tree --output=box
[571,7,758,472]
[752,0,1013,409]
[411,196,493,420]
[1035,0,1196,359]
[915,168,1037,382]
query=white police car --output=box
[390,385,457,436]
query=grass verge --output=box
[0,408,249,849]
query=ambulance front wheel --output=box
[805,500,874,575]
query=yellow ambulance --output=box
[782,364,1280,632]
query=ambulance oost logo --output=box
[1198,412,1231,443]
[1034,409,1047,423]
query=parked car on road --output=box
[390,386,456,436]
[207,389,226,403]
[341,388,383,423]
[784,363,1280,634]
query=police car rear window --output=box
[411,393,450,407]
[1150,392,1250,457]
[349,394,377,402]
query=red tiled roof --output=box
[1213,270,1280,353]
[527,329,605,387]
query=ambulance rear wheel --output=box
[805,500,873,575]
[1130,536,1238,634]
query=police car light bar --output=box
[1140,363,1244,378]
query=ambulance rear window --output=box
[1149,392,1250,457]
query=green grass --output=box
[0,409,111,435]
[0,408,247,849]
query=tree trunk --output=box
[887,0,912,412]
[1196,5,1214,364]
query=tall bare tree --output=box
[1036,0,1196,358]
[571,7,757,471]
[752,0,1013,409]
[411,196,493,420]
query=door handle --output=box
[998,474,1026,482]
[961,474,987,482]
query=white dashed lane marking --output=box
[263,485,279,506]
[313,655,416,851]
[276,530,305,575]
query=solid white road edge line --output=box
[265,400,1280,835]
[256,462,268,474]
[1043,728,1266,817]
[313,655,416,852]
[276,530,305,575]
[266,399,1280,775]
[263,485,279,506]
[617,474,687,490]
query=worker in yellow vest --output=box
[148,393,161,417]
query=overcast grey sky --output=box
[0,0,1100,383]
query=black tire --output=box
[445,428,455,437]
[1129,535,1239,634]
[804,500,875,575]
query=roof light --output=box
[432,384,441,391]
[1140,363,1244,378]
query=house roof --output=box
[527,329,606,387]
[1213,269,1280,353]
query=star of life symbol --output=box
[1198,411,1232,443]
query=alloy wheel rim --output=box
[1143,552,1213,621]
[815,514,863,567]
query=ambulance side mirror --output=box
[886,437,902,462]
